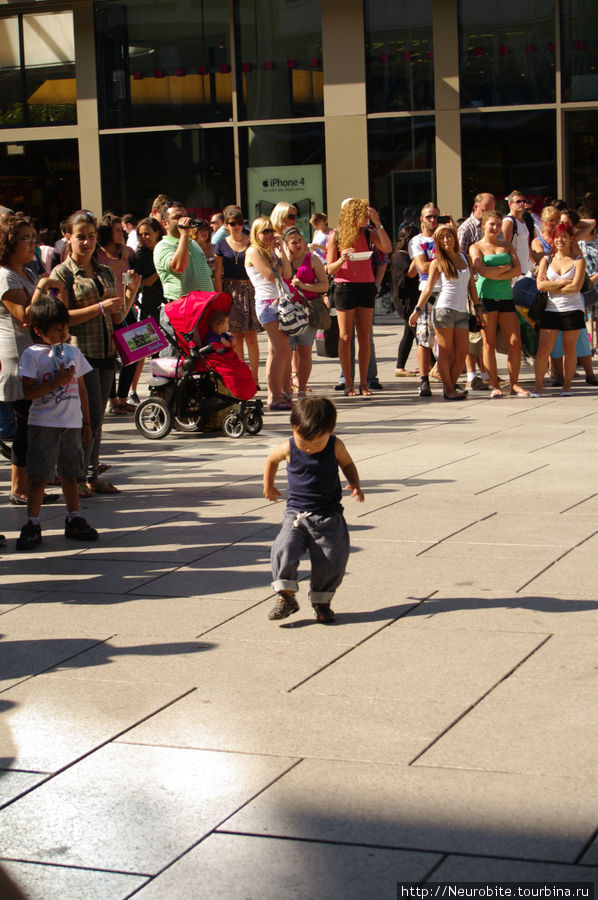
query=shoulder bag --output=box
[273,272,310,337]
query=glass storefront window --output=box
[0,12,76,128]
[235,0,323,121]
[238,123,325,235]
[461,110,556,213]
[96,0,231,128]
[459,1,555,107]
[367,117,436,238]
[0,139,80,225]
[100,128,235,218]
[566,111,598,204]
[561,0,598,102]
[365,0,433,113]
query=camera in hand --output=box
[437,215,450,224]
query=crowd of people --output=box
[1,187,597,551]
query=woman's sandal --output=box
[490,388,503,399]
[344,388,357,397]
[88,479,120,495]
[78,483,94,498]
[359,385,373,396]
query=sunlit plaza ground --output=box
[1,316,597,898]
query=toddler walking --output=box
[263,396,364,623]
[16,295,98,550]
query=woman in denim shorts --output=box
[410,224,482,400]
[245,217,293,411]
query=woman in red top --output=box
[326,199,391,396]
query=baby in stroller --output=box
[135,291,263,439]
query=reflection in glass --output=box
[96,0,231,128]
[561,0,598,102]
[461,111,556,212]
[367,117,436,238]
[238,124,325,230]
[100,128,235,217]
[459,1,555,107]
[365,0,433,112]
[0,139,80,223]
[0,12,76,128]
[235,0,323,120]
[566,111,598,203]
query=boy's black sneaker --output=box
[268,592,299,620]
[65,516,98,542]
[313,603,336,623]
[419,382,432,397]
[16,521,42,551]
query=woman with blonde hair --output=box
[409,224,480,400]
[531,205,561,262]
[470,210,527,398]
[245,217,293,410]
[325,198,391,396]
[271,202,298,235]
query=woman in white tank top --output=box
[409,224,481,400]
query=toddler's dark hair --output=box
[30,294,69,339]
[208,309,228,329]
[290,396,337,440]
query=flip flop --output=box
[359,386,373,396]
[267,401,293,411]
[88,479,120,494]
[78,483,94,498]
[8,492,27,506]
[490,388,503,399]
[344,389,357,397]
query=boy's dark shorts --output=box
[26,425,84,483]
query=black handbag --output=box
[528,291,548,323]
[315,314,339,358]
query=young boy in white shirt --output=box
[16,294,98,551]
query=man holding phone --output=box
[408,202,441,397]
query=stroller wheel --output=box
[244,410,263,435]
[173,414,201,433]
[223,412,245,439]
[135,397,173,440]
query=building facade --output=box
[0,0,597,233]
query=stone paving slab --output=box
[118,687,464,766]
[0,674,193,772]
[226,759,598,862]
[0,591,257,638]
[132,833,441,899]
[0,632,105,692]
[427,855,598,882]
[0,743,297,872]
[0,862,148,900]
[291,624,546,704]
[0,556,174,595]
[397,592,598,635]
[0,771,45,805]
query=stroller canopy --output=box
[164,291,232,354]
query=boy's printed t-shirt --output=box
[408,234,437,290]
[18,344,92,428]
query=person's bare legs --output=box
[296,344,313,393]
[499,310,528,395]
[481,311,500,392]
[337,309,357,394]
[11,464,28,498]
[244,330,260,384]
[450,329,470,391]
[262,321,291,405]
[534,329,558,394]
[434,326,458,396]
[562,330,581,392]
[355,306,374,393]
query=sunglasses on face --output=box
[261,228,274,234]
[286,214,298,220]
[227,219,243,226]
[424,214,438,220]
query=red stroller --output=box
[134,291,263,439]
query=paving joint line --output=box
[529,430,585,453]
[516,529,598,593]
[407,633,553,766]
[474,464,550,495]
[560,492,598,514]
[123,757,304,898]
[357,492,419,518]
[0,856,152,878]
[416,511,497,556]
[0,635,116,698]
[464,424,523,444]
[286,592,438,694]
[0,687,197,811]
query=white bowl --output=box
[348,251,373,261]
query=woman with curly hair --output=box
[0,214,64,504]
[325,198,391,396]
[245,217,292,410]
